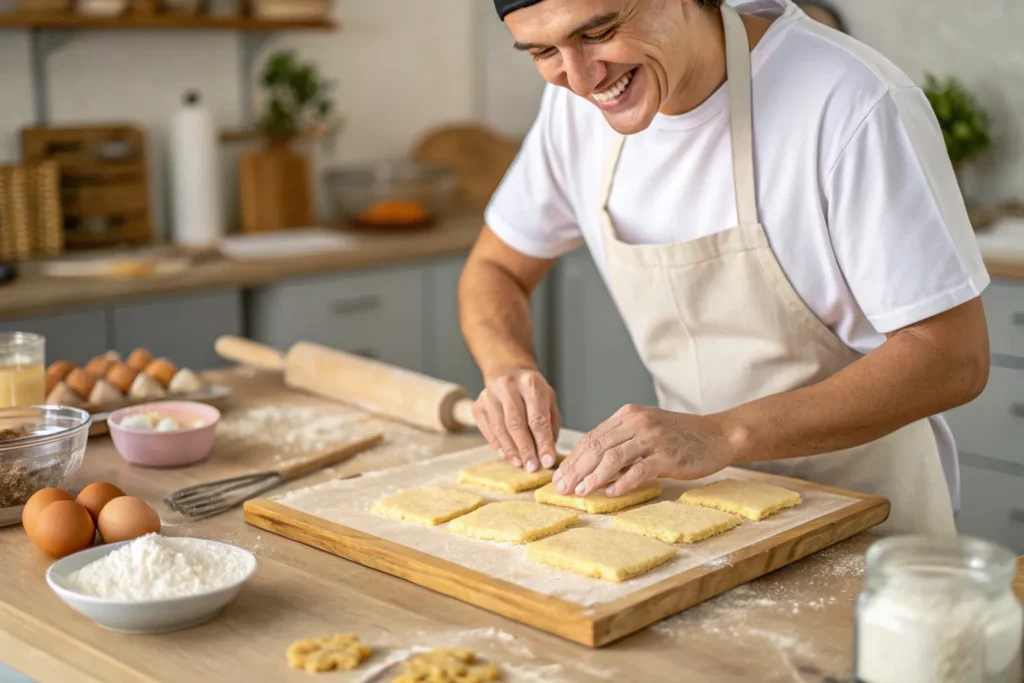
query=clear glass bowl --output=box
[323,161,458,228]
[0,405,91,526]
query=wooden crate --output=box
[21,125,152,250]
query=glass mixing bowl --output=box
[0,405,91,526]
[323,161,458,228]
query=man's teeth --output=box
[593,71,634,103]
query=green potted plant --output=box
[239,50,341,234]
[922,74,992,190]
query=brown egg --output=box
[22,487,73,537]
[29,500,95,558]
[105,363,139,394]
[126,348,153,372]
[84,355,116,378]
[144,358,177,388]
[97,496,161,544]
[65,368,97,399]
[45,361,76,395]
[46,381,86,408]
[75,482,125,523]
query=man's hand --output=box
[553,404,735,497]
[472,369,562,473]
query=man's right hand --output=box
[472,369,562,473]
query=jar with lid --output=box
[855,534,1022,683]
[0,332,45,408]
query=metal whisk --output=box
[164,433,383,520]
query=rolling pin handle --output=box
[215,336,286,372]
[452,397,476,429]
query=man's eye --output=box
[531,47,557,60]
[581,27,616,43]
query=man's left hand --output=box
[553,404,737,497]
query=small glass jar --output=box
[0,332,46,408]
[855,535,1023,683]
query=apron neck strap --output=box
[599,4,760,227]
[721,3,759,226]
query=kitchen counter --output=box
[2,368,1021,683]
[0,213,483,320]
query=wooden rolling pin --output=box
[215,336,476,433]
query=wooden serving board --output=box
[243,445,888,648]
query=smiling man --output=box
[457,0,991,534]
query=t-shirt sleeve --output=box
[825,87,990,333]
[484,85,584,259]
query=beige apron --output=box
[596,4,954,536]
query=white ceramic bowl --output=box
[45,538,257,634]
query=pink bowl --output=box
[108,401,220,468]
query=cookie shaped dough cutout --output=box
[534,481,660,513]
[457,459,554,493]
[679,478,801,521]
[449,501,577,544]
[286,633,371,673]
[393,648,500,683]
[613,500,741,543]
[371,487,484,526]
[526,528,676,582]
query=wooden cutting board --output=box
[244,444,889,648]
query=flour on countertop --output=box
[66,534,251,600]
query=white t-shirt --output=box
[485,0,990,510]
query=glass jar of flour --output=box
[855,535,1022,683]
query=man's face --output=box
[505,0,700,134]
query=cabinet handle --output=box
[1012,404,1024,420]
[1013,313,1024,326]
[332,295,380,315]
[1010,509,1024,524]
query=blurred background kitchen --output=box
[0,0,1022,553]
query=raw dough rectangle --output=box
[371,487,484,526]
[534,481,660,514]
[526,528,676,582]
[457,459,554,493]
[679,478,801,521]
[449,501,577,544]
[612,501,741,543]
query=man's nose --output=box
[562,51,605,97]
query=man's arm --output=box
[556,297,990,497]
[722,296,990,464]
[459,227,562,471]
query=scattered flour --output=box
[66,534,252,600]
[216,405,368,456]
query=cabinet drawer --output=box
[945,366,1024,468]
[956,464,1024,555]
[984,280,1024,359]
[0,308,108,366]
[111,289,243,371]
[248,266,427,373]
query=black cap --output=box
[495,0,545,20]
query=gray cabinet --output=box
[248,264,428,373]
[0,307,108,366]
[956,463,1024,554]
[111,289,243,371]
[425,255,551,398]
[553,249,657,432]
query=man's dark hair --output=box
[695,0,724,6]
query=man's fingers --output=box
[575,431,646,496]
[555,423,632,495]
[483,393,520,465]
[472,399,500,454]
[522,381,557,470]
[497,387,539,472]
[554,415,620,485]
[607,454,671,496]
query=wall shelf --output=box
[0,13,335,31]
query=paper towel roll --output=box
[170,90,224,247]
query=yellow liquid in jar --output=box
[0,362,45,408]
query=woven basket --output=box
[0,162,64,262]
[160,0,202,14]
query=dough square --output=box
[613,500,741,543]
[679,478,801,521]
[372,487,484,526]
[449,501,577,544]
[526,528,676,582]
[534,481,660,513]
[458,459,554,493]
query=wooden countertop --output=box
[2,368,1020,683]
[0,213,484,320]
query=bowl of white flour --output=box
[46,534,257,634]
